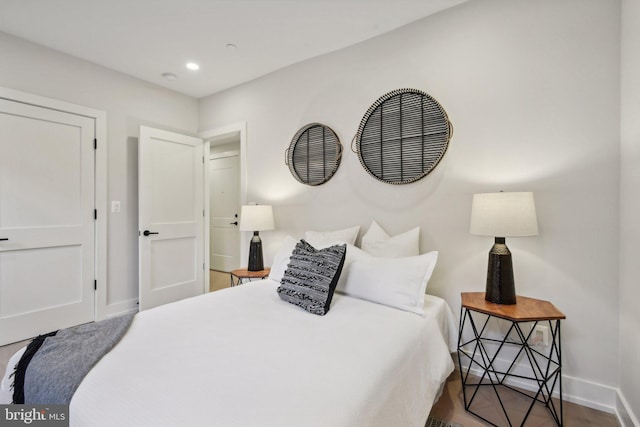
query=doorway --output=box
[209,140,240,271]
[201,123,247,292]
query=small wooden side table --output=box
[457,292,566,427]
[229,267,271,287]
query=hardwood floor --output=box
[430,371,620,427]
[210,269,231,292]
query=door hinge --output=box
[94,138,97,150]
[94,280,97,290]
[94,209,97,220]
[202,156,204,164]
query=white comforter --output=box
[67,280,455,426]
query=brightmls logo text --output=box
[4,408,46,424]
[0,405,68,427]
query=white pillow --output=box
[337,250,438,316]
[268,235,299,283]
[361,221,419,258]
[304,225,360,248]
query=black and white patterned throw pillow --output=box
[277,240,347,315]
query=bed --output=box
[1,231,457,427]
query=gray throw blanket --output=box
[18,313,135,404]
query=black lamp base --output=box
[248,231,264,271]
[485,237,516,305]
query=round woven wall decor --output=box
[285,123,342,186]
[353,88,452,185]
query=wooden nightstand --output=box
[457,292,566,427]
[229,267,271,287]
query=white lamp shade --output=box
[470,192,538,237]
[239,205,275,232]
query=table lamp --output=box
[239,205,275,271]
[470,192,538,304]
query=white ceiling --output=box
[0,0,466,98]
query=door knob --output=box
[0,238,8,241]
[143,230,159,236]
[230,221,238,226]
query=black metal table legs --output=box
[457,307,563,427]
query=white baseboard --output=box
[455,352,618,414]
[562,374,617,413]
[616,389,640,427]
[105,299,139,318]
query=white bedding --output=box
[7,280,457,427]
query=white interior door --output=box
[0,99,95,345]
[209,154,240,271]
[138,126,204,311]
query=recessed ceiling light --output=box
[226,43,237,50]
[186,62,200,71]
[161,72,177,81]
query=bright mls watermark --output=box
[0,405,68,426]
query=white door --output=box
[209,154,241,271]
[0,99,95,345]
[138,126,204,311]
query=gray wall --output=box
[619,0,640,425]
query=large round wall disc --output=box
[286,123,342,186]
[354,88,452,185]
